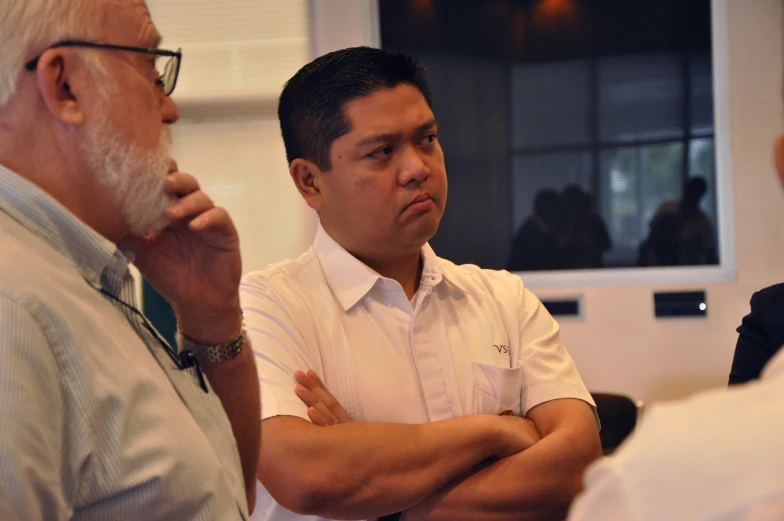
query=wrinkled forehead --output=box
[99,0,161,46]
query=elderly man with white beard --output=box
[0,1,260,520]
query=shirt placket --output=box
[409,285,454,422]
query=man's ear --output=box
[775,135,784,188]
[34,49,87,127]
[290,158,325,211]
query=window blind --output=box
[147,0,310,105]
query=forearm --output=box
[202,343,261,513]
[406,428,599,521]
[404,400,601,521]
[259,415,512,519]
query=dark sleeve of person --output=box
[729,285,784,385]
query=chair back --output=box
[591,392,643,454]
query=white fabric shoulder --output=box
[240,247,352,422]
[570,376,784,521]
[436,258,527,300]
[242,247,320,286]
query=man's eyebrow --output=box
[355,133,398,148]
[415,119,438,134]
[152,33,163,48]
[354,119,438,149]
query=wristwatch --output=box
[179,317,248,364]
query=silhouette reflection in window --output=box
[562,186,613,269]
[638,177,718,267]
[508,186,612,271]
[508,189,564,271]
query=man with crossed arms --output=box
[242,46,601,521]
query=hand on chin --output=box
[124,170,243,342]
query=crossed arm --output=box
[257,375,542,520]
[401,398,600,521]
[295,371,602,521]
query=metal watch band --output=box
[179,319,247,364]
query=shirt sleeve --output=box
[240,275,317,422]
[568,458,636,521]
[514,281,596,415]
[0,294,69,521]
[571,383,784,521]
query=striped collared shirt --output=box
[0,164,248,520]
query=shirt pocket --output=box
[471,362,524,416]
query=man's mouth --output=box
[405,193,435,213]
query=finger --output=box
[307,406,330,427]
[294,384,320,408]
[306,370,338,408]
[306,369,328,390]
[308,406,339,427]
[121,233,152,254]
[296,385,338,426]
[187,207,238,237]
[296,370,326,397]
[295,371,328,407]
[294,370,315,388]
[295,383,335,423]
[164,171,201,197]
[297,370,349,422]
[165,191,215,221]
[307,369,350,423]
[305,370,338,407]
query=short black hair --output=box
[277,46,433,170]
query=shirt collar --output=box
[313,222,467,311]
[0,163,130,293]
[421,242,470,295]
[313,223,381,311]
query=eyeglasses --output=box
[25,40,182,96]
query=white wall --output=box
[159,0,378,273]
[135,0,316,294]
[535,0,784,404]
[171,120,314,272]
[159,0,784,404]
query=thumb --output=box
[121,234,160,272]
[122,234,155,255]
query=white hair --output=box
[82,110,174,236]
[0,0,105,107]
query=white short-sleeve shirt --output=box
[568,349,784,521]
[242,223,594,521]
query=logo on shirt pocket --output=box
[493,344,509,354]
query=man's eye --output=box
[421,133,438,145]
[368,146,393,159]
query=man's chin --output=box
[129,214,172,238]
[147,214,173,235]
[128,190,176,236]
[403,222,440,250]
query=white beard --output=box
[82,117,174,237]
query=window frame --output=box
[330,0,735,288]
